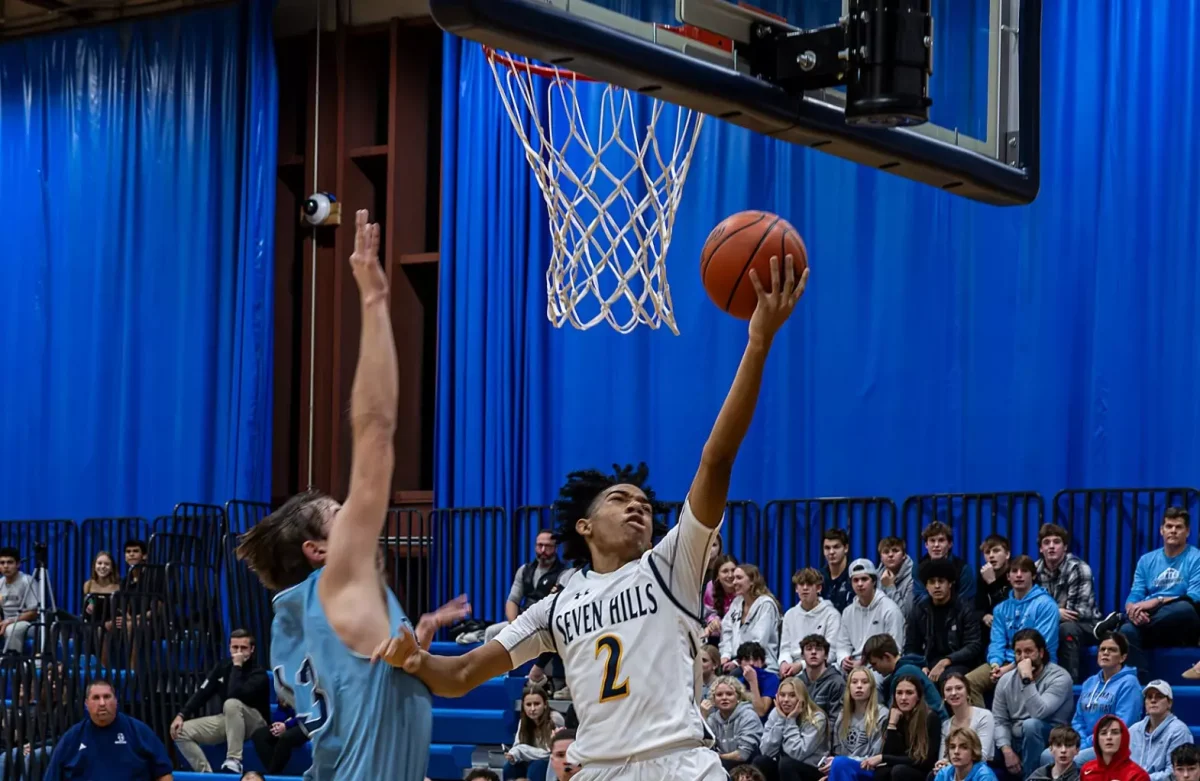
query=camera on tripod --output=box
[33,541,48,570]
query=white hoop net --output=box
[486,48,704,335]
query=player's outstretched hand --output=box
[349,209,388,304]
[747,254,808,342]
[415,595,472,649]
[371,628,419,671]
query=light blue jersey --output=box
[271,568,433,781]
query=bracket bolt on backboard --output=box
[797,51,817,71]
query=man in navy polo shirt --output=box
[43,678,172,781]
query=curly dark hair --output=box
[553,463,667,565]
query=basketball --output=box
[700,211,808,320]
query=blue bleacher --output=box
[197,741,475,779]
[1079,646,1198,682]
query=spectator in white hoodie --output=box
[835,559,905,672]
[780,568,842,678]
[722,564,782,673]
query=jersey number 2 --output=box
[594,634,630,702]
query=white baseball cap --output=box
[1143,680,1173,700]
[848,558,878,580]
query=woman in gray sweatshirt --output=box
[721,564,782,672]
[754,677,830,781]
[828,668,890,765]
[707,676,765,771]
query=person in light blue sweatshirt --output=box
[986,556,1061,677]
[932,725,998,781]
[1094,508,1200,683]
[1049,633,1142,766]
[1128,681,1194,781]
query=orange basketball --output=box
[700,211,808,319]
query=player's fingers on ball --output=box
[792,267,810,302]
[748,268,765,297]
[783,253,795,292]
[768,255,781,293]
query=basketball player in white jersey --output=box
[373,256,809,780]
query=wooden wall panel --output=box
[272,22,441,509]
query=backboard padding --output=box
[432,0,1041,205]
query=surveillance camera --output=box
[302,192,341,226]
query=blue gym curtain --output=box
[437,0,1200,511]
[0,0,279,519]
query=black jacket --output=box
[904,596,983,669]
[975,569,1012,617]
[180,657,270,722]
[881,712,942,774]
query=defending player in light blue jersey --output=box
[236,210,468,781]
[374,256,810,781]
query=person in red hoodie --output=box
[1081,716,1151,781]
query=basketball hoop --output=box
[485,41,705,335]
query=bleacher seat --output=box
[197,736,474,780]
[1079,646,1198,681]
[432,707,513,744]
[200,741,312,776]
[428,743,478,779]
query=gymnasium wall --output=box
[435,0,1200,513]
[0,0,279,520]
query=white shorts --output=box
[574,746,726,781]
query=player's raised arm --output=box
[688,256,807,527]
[320,211,397,611]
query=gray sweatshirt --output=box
[707,701,764,762]
[800,665,846,721]
[721,595,782,671]
[1028,762,1080,781]
[992,663,1075,749]
[832,704,890,759]
[879,555,915,620]
[760,707,828,764]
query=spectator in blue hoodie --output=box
[979,556,1060,688]
[932,726,998,781]
[1127,681,1194,781]
[1095,508,1200,683]
[1057,633,1142,766]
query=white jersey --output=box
[495,498,719,767]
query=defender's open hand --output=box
[349,209,387,304]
